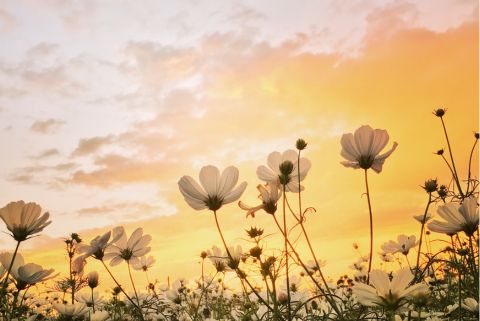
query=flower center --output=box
[205,195,223,211]
[357,155,375,170]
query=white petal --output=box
[267,151,282,175]
[281,150,298,164]
[217,166,239,199]
[369,270,390,298]
[391,268,414,296]
[369,129,390,157]
[256,165,278,182]
[354,125,374,157]
[178,176,207,200]
[223,182,247,205]
[199,165,220,197]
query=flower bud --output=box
[87,271,98,289]
[295,139,308,151]
[433,109,445,117]
[412,291,429,308]
[476,133,479,139]
[245,226,264,239]
[278,292,288,304]
[249,246,262,259]
[279,160,294,176]
[435,149,444,156]
[200,251,208,259]
[352,243,358,249]
[422,179,437,193]
[244,302,252,309]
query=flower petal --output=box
[217,166,239,199]
[256,165,277,182]
[267,152,282,175]
[223,182,247,205]
[199,165,220,197]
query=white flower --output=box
[0,252,59,290]
[340,125,398,173]
[413,213,434,224]
[52,302,91,316]
[462,298,479,312]
[207,246,228,272]
[132,256,156,271]
[380,235,419,255]
[104,227,152,266]
[0,201,51,242]
[80,226,125,260]
[87,270,99,289]
[238,182,281,217]
[91,310,110,321]
[224,245,244,271]
[280,275,302,292]
[352,268,429,311]
[179,165,247,211]
[256,150,311,192]
[428,196,478,236]
[76,292,103,305]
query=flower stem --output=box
[414,192,432,281]
[364,169,373,284]
[440,116,464,199]
[282,183,292,321]
[466,137,478,195]
[127,262,141,308]
[1,241,21,305]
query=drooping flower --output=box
[352,268,429,311]
[0,252,59,290]
[0,201,52,242]
[256,150,311,192]
[428,196,479,236]
[413,213,434,224]
[239,182,281,217]
[79,227,124,260]
[132,256,156,271]
[103,227,152,267]
[340,125,398,173]
[76,292,103,306]
[380,235,419,256]
[87,271,99,289]
[179,165,247,211]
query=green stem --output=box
[1,241,21,305]
[414,192,432,281]
[282,184,292,321]
[440,116,464,199]
[466,138,478,195]
[364,169,374,283]
[91,288,95,313]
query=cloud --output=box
[31,148,60,159]
[71,135,115,157]
[27,43,58,57]
[0,7,19,35]
[30,118,66,134]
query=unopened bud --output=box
[423,179,437,193]
[476,133,479,139]
[435,149,444,155]
[352,243,358,249]
[279,160,294,176]
[249,246,262,259]
[200,251,208,259]
[433,109,446,117]
[412,291,429,308]
[295,139,308,151]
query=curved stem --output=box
[1,241,21,305]
[127,262,141,307]
[414,192,432,281]
[364,169,373,283]
[466,138,478,195]
[101,260,144,321]
[440,116,464,199]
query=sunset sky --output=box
[0,0,478,294]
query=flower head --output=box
[80,227,124,260]
[179,165,247,211]
[0,201,52,242]
[340,125,398,173]
[103,227,152,266]
[428,196,479,236]
[239,182,281,217]
[132,256,156,271]
[380,235,419,256]
[53,302,91,316]
[257,150,311,192]
[87,271,99,289]
[352,268,429,311]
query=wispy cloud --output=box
[30,118,66,134]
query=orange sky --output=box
[0,1,477,295]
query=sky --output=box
[0,0,478,294]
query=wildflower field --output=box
[0,109,477,321]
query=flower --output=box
[380,235,419,256]
[462,298,479,312]
[179,165,247,211]
[257,150,311,192]
[239,182,281,217]
[52,302,91,316]
[340,125,398,173]
[87,271,99,289]
[413,213,434,224]
[80,226,124,260]
[0,252,59,290]
[76,292,103,306]
[280,275,302,292]
[352,267,429,311]
[0,201,52,242]
[207,246,228,272]
[428,196,479,236]
[132,256,156,271]
[103,227,152,266]
[71,255,87,278]
[91,310,110,321]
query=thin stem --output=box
[101,260,144,321]
[91,288,95,313]
[1,241,21,305]
[364,169,373,283]
[127,262,141,307]
[282,184,292,321]
[466,138,478,195]
[414,192,432,281]
[440,116,464,199]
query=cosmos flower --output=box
[132,256,156,271]
[280,275,302,292]
[0,252,59,290]
[76,292,103,306]
[413,213,434,224]
[462,298,479,312]
[179,165,247,211]
[207,246,228,272]
[380,235,419,255]
[103,227,152,267]
[352,268,429,311]
[80,227,124,260]
[91,310,110,321]
[340,125,398,173]
[428,196,479,236]
[238,181,281,217]
[256,150,311,192]
[0,201,52,242]
[52,302,91,316]
[87,271,99,289]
